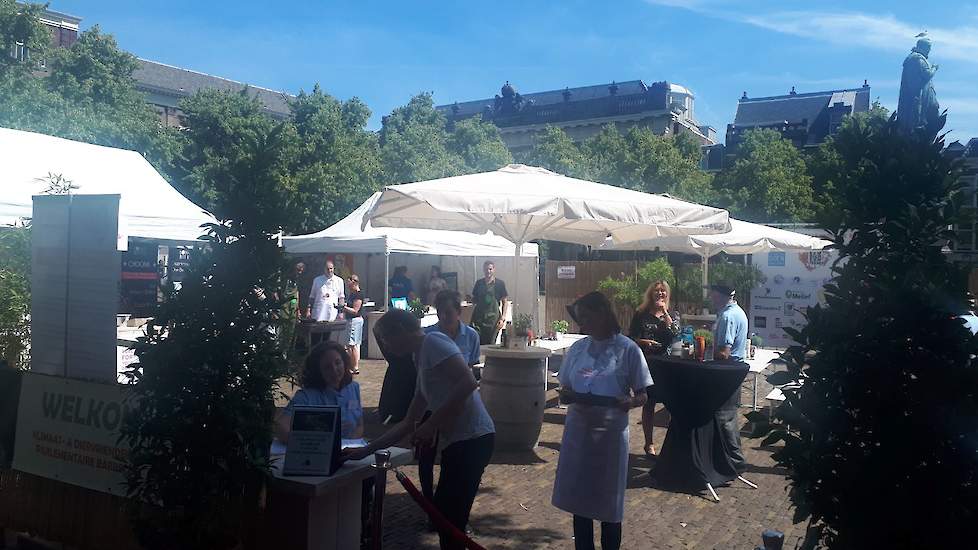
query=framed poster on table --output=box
[283,405,342,476]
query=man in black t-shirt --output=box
[470,260,509,345]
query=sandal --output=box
[644,444,656,457]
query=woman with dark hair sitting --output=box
[552,291,652,550]
[276,341,363,442]
[343,309,495,550]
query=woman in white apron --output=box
[552,292,653,550]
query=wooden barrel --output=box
[480,346,552,451]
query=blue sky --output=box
[54,0,978,144]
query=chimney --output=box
[609,81,619,96]
[789,86,796,95]
[562,88,572,102]
[741,91,748,101]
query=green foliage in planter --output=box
[673,260,762,308]
[748,118,978,548]
[598,257,675,308]
[551,319,569,334]
[408,297,427,319]
[514,313,533,335]
[121,132,292,549]
[692,329,713,347]
[0,226,31,369]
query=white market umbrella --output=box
[363,164,731,323]
[603,218,831,301]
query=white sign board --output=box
[12,372,132,495]
[31,195,121,382]
[557,265,576,280]
[750,250,835,347]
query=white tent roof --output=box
[603,218,831,256]
[283,192,538,257]
[0,128,216,242]
[364,164,730,246]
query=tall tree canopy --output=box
[174,86,381,234]
[0,9,177,172]
[521,124,716,205]
[715,128,814,222]
[379,93,511,184]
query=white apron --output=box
[552,336,631,523]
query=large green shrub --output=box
[750,118,978,547]
[598,257,675,308]
[121,132,291,549]
[673,259,762,308]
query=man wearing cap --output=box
[710,283,749,471]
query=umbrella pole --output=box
[701,253,709,315]
[513,241,521,331]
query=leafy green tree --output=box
[0,21,178,173]
[379,93,511,184]
[289,86,382,232]
[808,102,891,225]
[380,93,462,183]
[519,125,589,178]
[447,115,513,173]
[122,129,291,550]
[584,125,716,204]
[750,118,978,548]
[0,0,48,76]
[0,227,31,369]
[716,128,814,222]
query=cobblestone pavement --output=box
[344,359,803,549]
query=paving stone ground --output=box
[327,359,802,549]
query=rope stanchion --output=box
[393,469,488,550]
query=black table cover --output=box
[649,356,749,491]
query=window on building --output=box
[11,42,28,62]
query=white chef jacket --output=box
[309,274,345,322]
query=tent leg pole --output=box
[384,252,390,310]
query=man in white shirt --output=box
[306,260,346,322]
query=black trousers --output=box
[433,433,495,550]
[573,515,621,550]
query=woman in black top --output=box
[628,280,680,457]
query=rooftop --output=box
[733,86,871,129]
[133,59,293,117]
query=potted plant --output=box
[550,319,569,340]
[408,298,427,320]
[749,334,763,359]
[513,313,533,349]
[693,328,713,360]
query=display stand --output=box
[265,447,411,550]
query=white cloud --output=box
[943,98,978,116]
[644,2,978,64]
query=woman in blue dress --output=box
[552,292,653,550]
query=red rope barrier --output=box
[393,470,488,550]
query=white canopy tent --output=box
[363,164,731,320]
[0,128,215,243]
[602,218,832,298]
[284,192,539,310]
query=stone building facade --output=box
[31,6,291,127]
[726,84,871,153]
[436,80,717,153]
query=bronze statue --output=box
[897,35,943,137]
